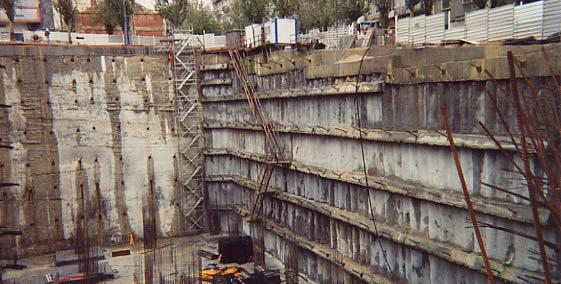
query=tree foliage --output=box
[157,0,372,33]
[297,0,336,31]
[274,0,371,31]
[229,0,269,28]
[472,0,487,8]
[421,0,433,15]
[270,0,298,18]
[373,0,392,28]
[156,0,189,30]
[337,0,371,24]
[405,0,420,15]
[182,2,222,34]
[0,0,16,40]
[53,0,77,43]
[94,0,134,37]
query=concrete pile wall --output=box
[201,44,561,283]
[0,45,181,257]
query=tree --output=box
[421,0,433,15]
[373,0,392,29]
[0,0,16,41]
[53,0,77,43]
[229,0,269,28]
[271,0,297,18]
[338,0,370,24]
[94,0,134,43]
[93,0,117,34]
[182,2,221,34]
[297,0,337,31]
[472,0,487,8]
[156,0,189,30]
[405,0,420,16]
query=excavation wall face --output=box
[0,46,179,257]
[201,44,561,283]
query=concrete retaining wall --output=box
[201,44,561,283]
[0,45,181,257]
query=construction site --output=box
[1,16,561,283]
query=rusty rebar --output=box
[440,107,495,284]
[468,219,559,250]
[507,51,552,284]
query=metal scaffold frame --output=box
[172,33,205,234]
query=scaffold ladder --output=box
[228,49,287,222]
[173,33,205,233]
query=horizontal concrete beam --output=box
[232,206,394,284]
[201,78,232,86]
[203,122,519,151]
[389,45,561,84]
[204,149,546,225]
[200,63,229,71]
[201,82,382,103]
[208,175,542,283]
[206,44,561,84]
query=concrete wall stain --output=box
[201,45,561,283]
[0,46,179,257]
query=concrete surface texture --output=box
[0,45,182,258]
[1,42,560,284]
[202,44,561,283]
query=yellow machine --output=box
[200,265,241,282]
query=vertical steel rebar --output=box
[440,107,495,284]
[507,51,552,284]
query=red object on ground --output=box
[57,273,86,283]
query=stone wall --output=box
[0,45,180,257]
[201,44,561,283]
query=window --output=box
[442,0,450,10]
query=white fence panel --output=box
[466,8,488,42]
[410,15,426,44]
[514,1,544,39]
[202,33,216,48]
[134,35,156,45]
[21,30,167,45]
[80,33,115,44]
[108,35,125,44]
[49,31,71,42]
[395,0,559,45]
[425,13,445,43]
[488,4,514,41]
[214,35,226,48]
[445,25,467,40]
[543,0,561,37]
[396,17,410,44]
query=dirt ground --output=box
[1,234,286,284]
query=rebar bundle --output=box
[442,48,561,283]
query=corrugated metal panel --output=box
[488,4,515,41]
[410,15,426,45]
[514,1,544,39]
[445,26,467,40]
[425,13,445,44]
[466,8,488,42]
[543,0,561,38]
[396,17,410,44]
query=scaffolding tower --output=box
[172,33,205,234]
